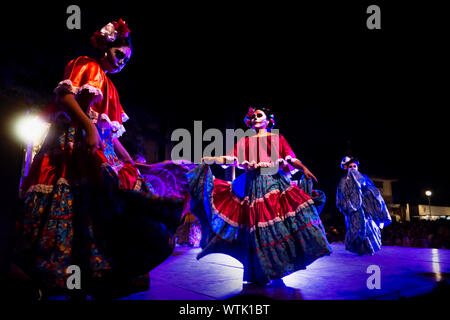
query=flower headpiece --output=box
[91,19,131,51]
[244,106,276,129]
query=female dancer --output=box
[15,19,186,298]
[187,106,332,285]
[336,157,392,255]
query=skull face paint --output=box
[101,46,132,73]
[251,110,269,130]
[345,162,359,171]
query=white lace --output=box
[220,155,300,174]
[24,178,70,195]
[54,79,103,104]
[88,108,128,139]
[53,79,129,138]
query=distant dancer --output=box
[336,157,392,255]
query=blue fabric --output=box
[187,164,332,284]
[16,122,184,294]
[336,169,391,255]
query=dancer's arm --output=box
[288,158,318,183]
[58,91,102,154]
[113,138,135,164]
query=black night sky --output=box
[1,1,449,221]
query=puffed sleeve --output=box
[278,134,297,160]
[276,134,300,173]
[53,56,105,104]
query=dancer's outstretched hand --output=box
[304,168,318,183]
[201,156,213,164]
[201,156,222,164]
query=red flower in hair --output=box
[245,107,256,119]
[112,19,130,38]
[244,107,256,127]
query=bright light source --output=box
[425,190,432,197]
[14,114,48,144]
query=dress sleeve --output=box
[278,134,297,161]
[336,172,363,214]
[276,134,300,174]
[53,56,104,104]
[361,174,392,227]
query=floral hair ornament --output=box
[90,19,131,51]
[244,107,256,128]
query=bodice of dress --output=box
[224,133,300,174]
[51,56,129,139]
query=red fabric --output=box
[211,179,312,228]
[61,56,126,125]
[21,144,106,193]
[117,162,139,190]
[21,145,142,194]
[227,133,297,172]
[22,57,140,195]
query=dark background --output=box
[0,1,448,252]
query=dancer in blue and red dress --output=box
[14,19,188,298]
[187,106,332,285]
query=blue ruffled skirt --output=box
[187,164,332,284]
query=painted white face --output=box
[346,162,358,171]
[103,46,132,73]
[250,110,269,130]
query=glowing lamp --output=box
[15,115,48,144]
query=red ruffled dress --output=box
[15,56,185,297]
[187,133,332,284]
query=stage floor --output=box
[121,243,450,300]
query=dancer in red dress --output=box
[187,106,332,285]
[14,19,186,299]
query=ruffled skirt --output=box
[344,209,382,255]
[187,164,332,284]
[14,123,187,297]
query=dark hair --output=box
[107,35,132,50]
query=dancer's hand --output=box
[85,124,102,154]
[202,156,218,164]
[258,162,272,168]
[304,168,318,183]
[58,92,102,155]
